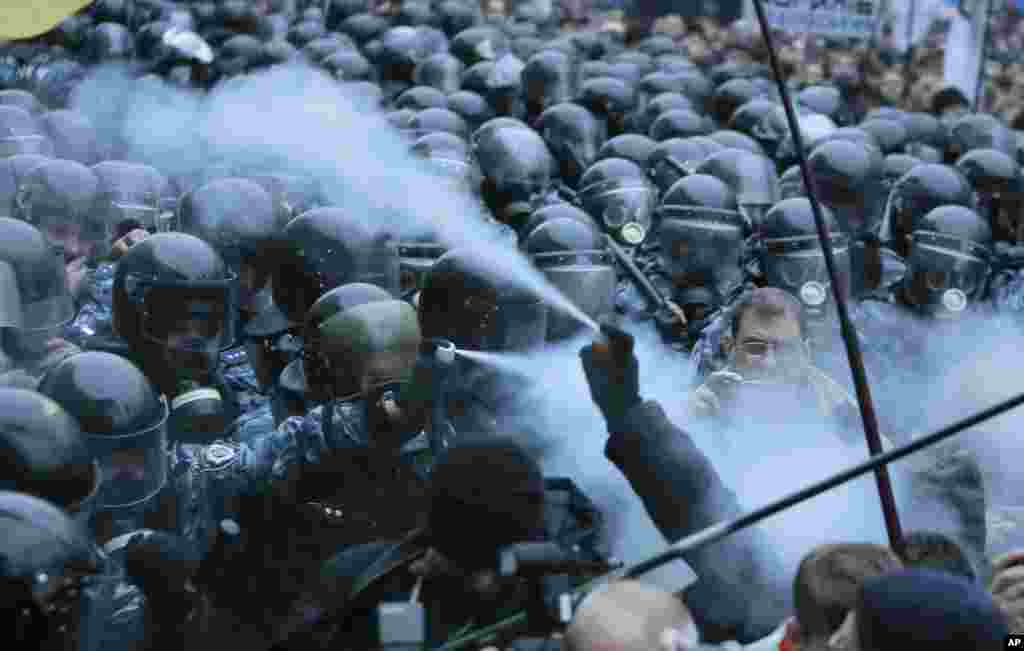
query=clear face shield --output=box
[398,242,447,297]
[903,231,990,319]
[580,178,657,246]
[87,398,169,513]
[532,249,617,340]
[658,207,745,290]
[0,134,52,157]
[0,249,76,352]
[124,275,237,375]
[761,233,851,324]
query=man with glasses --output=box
[687,287,859,435]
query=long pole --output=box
[748,0,905,555]
[433,388,1024,650]
[974,0,996,109]
[903,0,918,103]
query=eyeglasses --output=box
[738,337,805,361]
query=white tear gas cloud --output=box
[69,63,1019,591]
[71,63,594,331]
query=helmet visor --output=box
[87,399,169,511]
[658,207,745,282]
[534,251,616,340]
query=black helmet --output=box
[112,233,236,385]
[695,148,780,232]
[882,154,922,193]
[404,107,470,140]
[90,161,165,234]
[322,49,372,81]
[858,118,909,155]
[711,78,766,126]
[37,111,100,166]
[0,218,75,337]
[176,178,279,315]
[15,159,105,258]
[522,216,615,340]
[797,85,854,127]
[419,248,546,352]
[707,130,766,156]
[634,72,695,118]
[446,90,496,131]
[658,174,746,294]
[246,172,325,229]
[412,131,482,190]
[649,108,713,142]
[340,13,391,46]
[303,282,420,413]
[450,26,509,67]
[395,85,449,111]
[0,490,107,651]
[579,157,657,246]
[807,139,887,237]
[472,120,556,226]
[903,112,944,149]
[0,387,100,527]
[645,136,723,195]
[580,60,613,81]
[776,113,839,170]
[750,106,835,162]
[728,98,778,139]
[521,49,576,118]
[883,164,975,256]
[437,1,482,38]
[38,353,168,517]
[596,134,657,169]
[414,52,465,94]
[758,198,851,321]
[288,20,327,49]
[520,202,598,242]
[0,90,43,115]
[271,208,400,325]
[84,22,135,63]
[902,205,992,317]
[460,55,526,119]
[577,76,636,138]
[632,91,693,136]
[0,106,51,158]
[946,113,1015,164]
[955,148,1024,244]
[779,165,806,200]
[535,102,603,189]
[303,35,348,64]
[0,154,49,217]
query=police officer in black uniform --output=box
[268,206,402,426]
[0,218,79,388]
[417,247,549,445]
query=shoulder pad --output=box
[220,347,249,367]
[202,442,239,470]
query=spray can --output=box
[590,321,634,366]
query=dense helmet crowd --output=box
[3,1,1024,650]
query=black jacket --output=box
[604,400,791,643]
[269,478,604,651]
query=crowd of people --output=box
[4,0,1024,650]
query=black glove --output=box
[579,323,641,433]
[398,338,455,420]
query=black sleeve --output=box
[604,401,790,644]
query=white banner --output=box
[764,0,881,37]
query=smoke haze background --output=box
[68,61,1024,593]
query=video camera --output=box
[376,542,621,650]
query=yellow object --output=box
[0,0,93,40]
